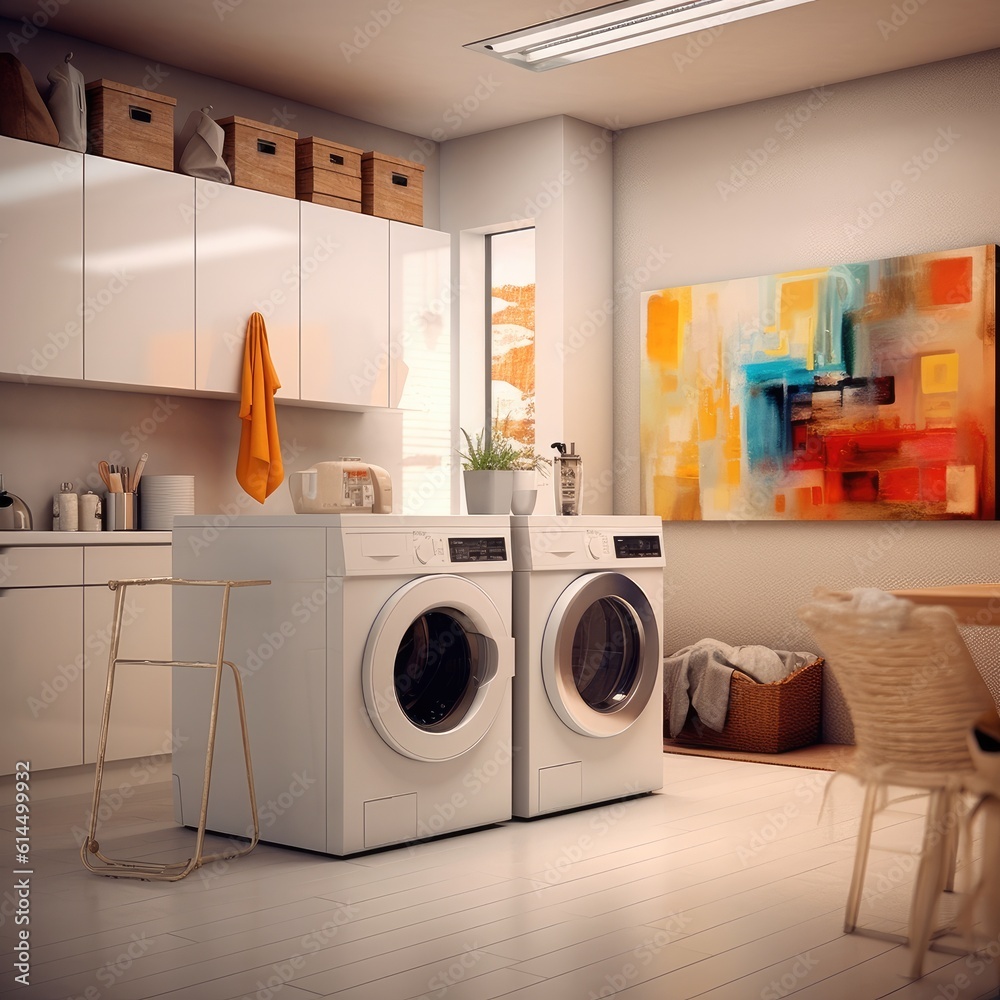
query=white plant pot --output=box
[463,470,514,515]
[511,469,538,514]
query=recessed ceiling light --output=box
[465,0,818,71]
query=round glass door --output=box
[541,573,660,738]
[572,596,642,712]
[394,610,485,732]
[363,575,514,761]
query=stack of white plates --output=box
[140,475,195,530]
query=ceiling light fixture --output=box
[464,0,818,71]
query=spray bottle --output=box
[550,442,582,515]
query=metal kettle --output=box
[0,474,33,530]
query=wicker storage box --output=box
[296,136,362,212]
[85,80,176,170]
[361,150,424,225]
[664,657,824,754]
[217,116,297,198]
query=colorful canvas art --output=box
[640,245,997,520]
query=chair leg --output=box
[845,782,880,933]
[908,789,951,979]
[942,791,960,893]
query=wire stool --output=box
[81,577,270,881]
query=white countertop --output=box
[0,531,172,545]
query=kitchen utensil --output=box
[0,474,32,530]
[98,461,112,490]
[132,452,148,490]
[288,460,392,514]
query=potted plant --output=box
[459,426,521,514]
[459,420,552,514]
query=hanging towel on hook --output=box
[236,312,283,502]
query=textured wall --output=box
[613,50,1000,741]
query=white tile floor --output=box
[1,754,998,1000]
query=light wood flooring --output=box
[2,754,998,1000]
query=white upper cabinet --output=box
[0,138,451,414]
[300,203,389,407]
[0,136,83,380]
[194,181,300,398]
[388,223,451,410]
[83,155,195,389]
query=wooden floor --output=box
[2,755,998,1000]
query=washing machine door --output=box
[541,571,660,738]
[362,575,514,762]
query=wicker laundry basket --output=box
[664,657,824,754]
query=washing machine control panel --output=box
[414,533,446,564]
[448,536,508,562]
[584,531,663,561]
[413,534,509,564]
[586,531,610,559]
[613,534,663,558]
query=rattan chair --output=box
[798,587,999,978]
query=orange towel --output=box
[236,312,283,502]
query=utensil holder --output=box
[104,492,137,530]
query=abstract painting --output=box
[640,245,997,520]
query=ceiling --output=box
[1,0,998,139]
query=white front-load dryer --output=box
[170,514,514,855]
[510,514,665,817]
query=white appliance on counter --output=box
[170,514,515,856]
[509,514,665,818]
[288,459,393,514]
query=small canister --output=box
[54,482,78,531]
[79,491,102,531]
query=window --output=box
[487,227,536,453]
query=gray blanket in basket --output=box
[664,639,815,738]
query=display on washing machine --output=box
[613,535,662,558]
[448,536,508,562]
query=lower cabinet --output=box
[0,586,85,773]
[83,546,173,764]
[0,543,172,775]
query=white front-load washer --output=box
[170,514,514,856]
[510,514,665,818]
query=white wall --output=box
[0,17,436,521]
[613,50,1000,738]
[440,115,614,513]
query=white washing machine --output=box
[170,514,514,856]
[510,514,665,818]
